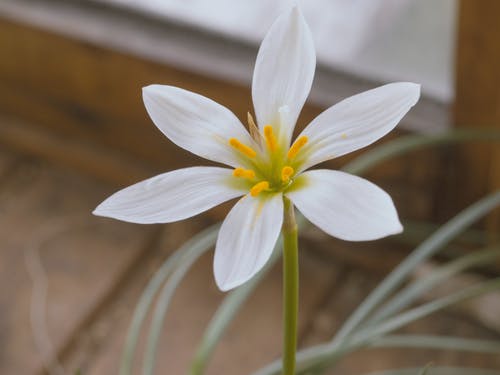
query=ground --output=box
[0,147,498,375]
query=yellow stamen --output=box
[287,136,308,159]
[229,138,256,158]
[233,167,256,179]
[281,166,294,183]
[341,133,347,139]
[250,181,269,197]
[263,125,277,152]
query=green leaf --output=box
[120,224,220,375]
[374,334,500,353]
[367,246,500,324]
[343,129,500,176]
[394,220,487,249]
[362,367,500,375]
[190,242,282,375]
[418,363,434,375]
[253,278,500,375]
[318,279,500,374]
[329,192,500,348]
[355,278,500,342]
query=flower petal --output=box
[286,170,402,241]
[214,193,283,291]
[252,6,316,145]
[143,85,254,167]
[298,82,420,171]
[93,167,245,224]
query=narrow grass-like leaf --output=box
[141,225,220,375]
[329,192,500,348]
[395,220,487,249]
[120,224,220,375]
[418,363,434,375]
[374,334,500,353]
[354,278,500,343]
[253,262,500,374]
[190,240,283,375]
[362,367,500,375]
[343,129,500,176]
[120,240,186,375]
[367,247,500,324]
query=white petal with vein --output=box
[252,6,316,145]
[287,170,402,241]
[214,194,283,291]
[298,82,420,171]
[93,167,244,223]
[143,85,254,167]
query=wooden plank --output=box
[446,0,500,231]
[0,115,157,186]
[0,16,318,170]
[0,17,440,223]
[0,14,448,230]
[0,154,155,375]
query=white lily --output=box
[94,6,420,291]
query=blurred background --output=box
[0,0,498,374]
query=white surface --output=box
[99,0,457,102]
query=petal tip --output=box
[92,202,110,218]
[142,84,157,94]
[392,220,404,235]
[214,267,246,292]
[377,214,404,239]
[142,85,159,104]
[215,278,238,292]
[400,82,421,104]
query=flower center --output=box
[229,121,308,197]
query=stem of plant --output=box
[282,196,299,375]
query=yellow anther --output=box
[263,125,277,152]
[229,138,256,158]
[250,181,269,197]
[341,133,347,139]
[287,136,308,159]
[233,168,256,179]
[281,166,294,183]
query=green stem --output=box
[282,197,299,375]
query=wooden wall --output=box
[448,0,500,234]
[0,14,452,224]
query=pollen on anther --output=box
[233,168,255,179]
[287,136,308,159]
[263,125,277,152]
[229,138,257,158]
[250,181,269,197]
[281,166,294,182]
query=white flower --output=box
[94,6,420,291]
